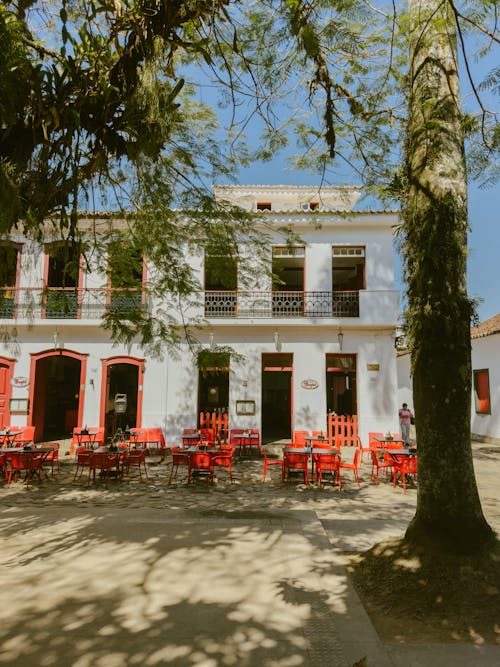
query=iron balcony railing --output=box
[0,287,149,320]
[204,290,360,318]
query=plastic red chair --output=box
[355,436,371,462]
[5,452,44,487]
[368,432,384,449]
[168,446,189,484]
[262,449,283,481]
[122,448,148,480]
[283,451,309,485]
[44,442,60,476]
[315,452,341,489]
[340,448,361,486]
[199,428,215,447]
[12,426,35,447]
[187,451,214,484]
[87,452,119,486]
[370,448,393,484]
[392,455,418,493]
[211,448,235,481]
[73,447,93,481]
[292,431,310,446]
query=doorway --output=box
[326,354,357,416]
[31,353,82,441]
[0,359,14,427]
[261,353,293,443]
[102,360,141,440]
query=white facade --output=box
[0,185,400,446]
[397,315,500,443]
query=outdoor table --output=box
[74,430,100,448]
[374,436,405,448]
[0,430,23,447]
[233,432,260,456]
[182,433,201,446]
[1,446,54,482]
[304,435,329,446]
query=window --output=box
[332,246,365,290]
[107,240,145,317]
[0,245,20,317]
[45,242,81,318]
[204,252,237,316]
[301,202,319,211]
[256,202,272,211]
[473,369,491,414]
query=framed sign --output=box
[9,398,29,415]
[236,400,256,416]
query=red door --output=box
[0,361,14,428]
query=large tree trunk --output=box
[403,0,494,551]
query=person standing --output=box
[399,403,414,445]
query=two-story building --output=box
[0,185,400,446]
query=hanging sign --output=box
[301,379,319,390]
[10,376,29,388]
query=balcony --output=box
[0,287,149,321]
[205,290,360,318]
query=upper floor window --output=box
[332,246,365,291]
[204,252,237,316]
[0,244,20,318]
[473,369,491,414]
[256,202,272,211]
[0,244,20,287]
[44,242,81,318]
[107,240,146,317]
[301,202,319,211]
[272,246,305,291]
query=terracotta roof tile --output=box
[471,313,500,339]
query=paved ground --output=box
[0,442,499,666]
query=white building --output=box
[0,185,400,446]
[397,313,500,444]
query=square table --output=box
[283,446,339,482]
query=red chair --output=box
[368,432,384,449]
[340,448,361,486]
[292,431,310,446]
[5,452,44,487]
[129,428,147,449]
[182,428,199,447]
[315,452,341,489]
[199,428,215,447]
[73,447,93,481]
[12,426,35,447]
[356,436,371,462]
[87,452,119,486]
[44,442,60,476]
[283,451,309,485]
[122,448,148,480]
[370,448,393,484]
[187,451,214,484]
[211,448,235,481]
[168,446,189,484]
[262,449,283,481]
[392,455,418,493]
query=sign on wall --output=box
[301,379,319,390]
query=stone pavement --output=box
[0,442,498,666]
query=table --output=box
[0,430,22,447]
[1,446,53,484]
[304,435,330,446]
[182,433,201,445]
[74,430,100,447]
[374,436,405,448]
[232,432,260,456]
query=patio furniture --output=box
[122,448,148,480]
[315,452,341,489]
[283,451,309,485]
[44,442,60,476]
[292,430,310,446]
[73,447,93,481]
[370,447,393,484]
[212,448,235,481]
[356,436,371,462]
[168,446,190,484]
[12,426,35,447]
[5,451,44,487]
[390,451,418,493]
[262,448,283,481]
[87,451,120,486]
[187,451,214,484]
[340,448,361,486]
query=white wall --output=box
[471,335,500,441]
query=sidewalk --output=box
[0,441,498,666]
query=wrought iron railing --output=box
[0,287,149,320]
[205,290,360,318]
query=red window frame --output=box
[473,369,491,414]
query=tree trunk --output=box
[403,0,494,551]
